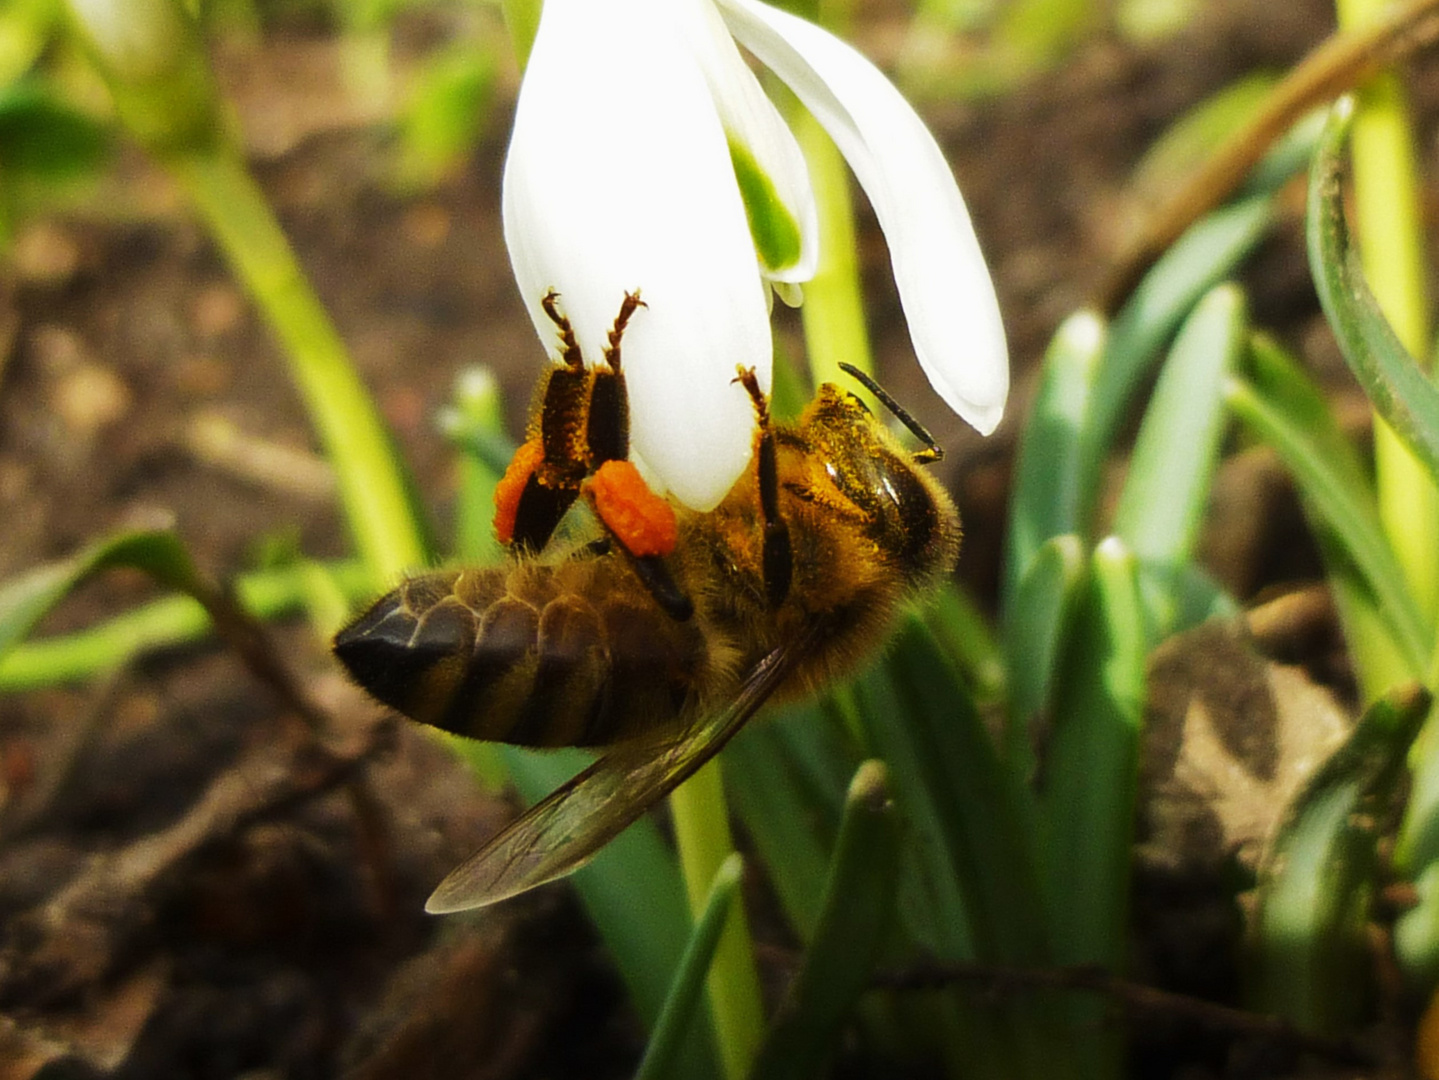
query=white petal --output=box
[503,0,772,509]
[668,0,817,282]
[715,0,1009,434]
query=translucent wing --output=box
[426,629,818,913]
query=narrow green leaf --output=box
[440,366,511,565]
[394,43,496,190]
[0,527,206,662]
[1005,310,1106,605]
[1251,683,1428,1030]
[1113,283,1246,638]
[1307,96,1439,485]
[1039,537,1146,970]
[0,82,110,181]
[749,761,901,1080]
[856,619,1048,966]
[1003,533,1087,778]
[726,703,853,943]
[498,745,720,1080]
[1035,538,1145,1079]
[1241,333,1417,698]
[924,582,1006,704]
[1395,857,1439,989]
[1082,195,1274,518]
[0,559,372,690]
[633,855,744,1080]
[1224,374,1428,677]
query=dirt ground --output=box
[0,0,1419,1075]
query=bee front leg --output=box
[734,366,792,609]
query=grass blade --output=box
[726,703,854,943]
[1005,311,1107,604]
[1038,537,1146,970]
[0,526,211,661]
[0,560,374,690]
[1036,537,1146,1079]
[1224,373,1428,678]
[1082,194,1274,522]
[1113,283,1246,639]
[1003,533,1087,779]
[749,761,902,1080]
[1308,95,1439,484]
[1250,683,1428,1029]
[856,618,1048,965]
[633,854,745,1080]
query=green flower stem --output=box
[1334,0,1438,620]
[669,762,764,1080]
[0,559,372,691]
[169,151,428,585]
[793,107,874,389]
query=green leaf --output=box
[1113,283,1246,639]
[924,582,1006,704]
[633,854,744,1080]
[439,366,511,565]
[1250,683,1428,1030]
[1307,96,1439,485]
[0,82,110,182]
[1038,537,1146,971]
[749,761,901,1080]
[0,0,59,87]
[1003,533,1086,778]
[498,745,721,1080]
[726,702,853,943]
[0,527,207,663]
[1082,195,1273,517]
[0,559,372,690]
[855,618,1048,966]
[1005,311,1106,605]
[1035,538,1146,1079]
[394,43,497,191]
[1224,372,1428,678]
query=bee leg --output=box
[496,292,593,552]
[734,366,792,608]
[586,459,694,622]
[586,290,645,468]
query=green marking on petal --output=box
[728,134,803,274]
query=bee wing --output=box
[425,629,817,913]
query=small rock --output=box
[50,364,132,437]
[11,224,82,288]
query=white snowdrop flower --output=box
[503,0,1008,510]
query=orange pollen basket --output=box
[588,460,678,557]
[493,438,546,545]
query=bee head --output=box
[801,375,961,584]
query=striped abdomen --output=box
[333,556,712,748]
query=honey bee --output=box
[334,291,961,912]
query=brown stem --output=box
[1097,0,1439,313]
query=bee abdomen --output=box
[334,567,709,749]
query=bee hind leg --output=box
[586,458,693,621]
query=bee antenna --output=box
[837,363,943,464]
